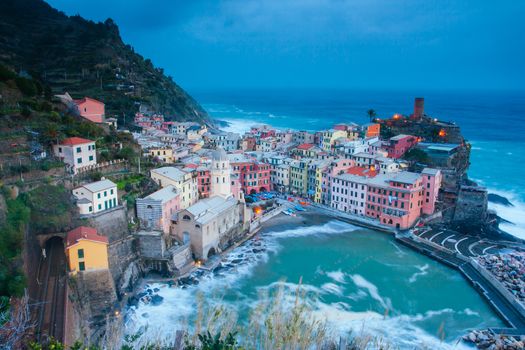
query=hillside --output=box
[0,0,209,126]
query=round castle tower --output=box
[210,147,232,198]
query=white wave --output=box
[390,240,407,257]
[462,308,480,317]
[408,264,430,283]
[266,220,357,239]
[219,118,257,134]
[326,269,346,284]
[310,302,471,350]
[321,282,344,296]
[485,187,525,240]
[349,274,393,311]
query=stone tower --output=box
[210,147,232,198]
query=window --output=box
[89,155,94,161]
[89,206,93,212]
[97,193,101,199]
[79,262,85,271]
[110,189,114,195]
[77,158,82,164]
[104,191,107,197]
[76,147,81,153]
[98,204,102,210]
[78,249,84,259]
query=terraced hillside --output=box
[0,0,209,126]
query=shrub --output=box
[14,77,37,97]
[0,64,16,81]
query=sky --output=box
[46,0,525,91]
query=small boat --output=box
[295,205,305,211]
[283,208,296,216]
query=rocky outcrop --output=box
[464,330,525,350]
[68,270,120,346]
[489,193,514,207]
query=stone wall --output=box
[86,206,129,243]
[136,230,166,259]
[453,185,488,227]
[108,235,140,295]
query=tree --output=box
[367,109,377,123]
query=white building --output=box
[53,137,96,174]
[331,174,368,216]
[210,148,232,198]
[73,179,118,215]
[150,166,198,209]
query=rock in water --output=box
[151,294,164,306]
[488,193,514,207]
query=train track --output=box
[36,238,66,343]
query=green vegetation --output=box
[0,0,209,128]
[20,184,77,235]
[0,190,30,304]
[403,148,431,165]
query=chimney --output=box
[413,97,424,120]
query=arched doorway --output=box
[207,247,217,259]
[259,187,267,192]
[250,189,257,195]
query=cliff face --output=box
[0,0,209,126]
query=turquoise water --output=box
[193,88,525,238]
[127,218,503,349]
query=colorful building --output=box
[136,185,180,235]
[74,97,105,123]
[66,226,109,274]
[73,179,118,215]
[365,171,438,229]
[230,156,271,194]
[53,137,96,174]
[150,167,198,209]
[384,134,418,159]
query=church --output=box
[171,148,251,260]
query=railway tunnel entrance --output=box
[36,236,66,343]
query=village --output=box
[19,93,525,349]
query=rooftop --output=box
[297,143,314,150]
[186,196,238,224]
[66,226,108,248]
[79,179,116,193]
[144,185,179,203]
[60,137,94,146]
[151,167,188,181]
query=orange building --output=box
[365,123,381,138]
[65,226,109,274]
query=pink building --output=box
[196,166,211,199]
[136,185,180,235]
[421,168,442,215]
[231,175,243,201]
[74,97,105,123]
[230,159,271,194]
[384,134,418,159]
[365,171,436,229]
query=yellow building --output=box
[321,129,347,151]
[66,226,109,274]
[149,147,174,163]
[290,159,310,196]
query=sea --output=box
[125,89,524,349]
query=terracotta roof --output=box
[66,226,108,248]
[347,166,378,178]
[297,143,314,150]
[60,137,94,146]
[184,163,199,169]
